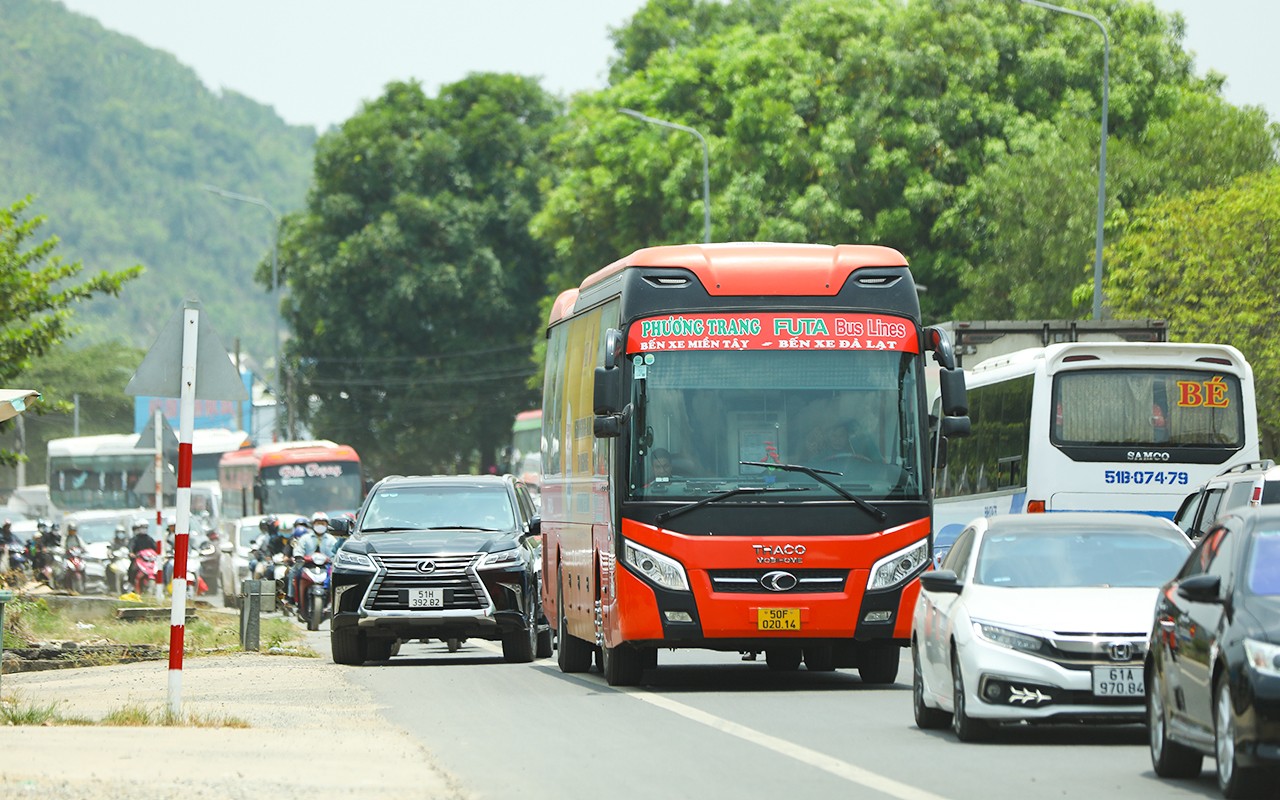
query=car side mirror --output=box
[919,569,963,594]
[329,517,352,535]
[1176,573,1223,604]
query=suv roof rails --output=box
[1219,459,1276,476]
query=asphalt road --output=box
[290,627,1230,800]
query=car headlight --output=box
[480,548,520,568]
[868,539,929,590]
[622,540,689,592]
[333,550,376,572]
[973,621,1049,656]
[1244,638,1280,678]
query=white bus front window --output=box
[1053,369,1244,448]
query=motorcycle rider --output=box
[254,515,294,584]
[1,518,13,570]
[64,521,85,552]
[248,515,279,579]
[127,518,158,587]
[282,516,310,606]
[289,512,336,608]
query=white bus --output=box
[933,342,1259,560]
[48,429,250,513]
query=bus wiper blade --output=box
[739,460,888,522]
[655,486,811,524]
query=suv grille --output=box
[366,553,486,611]
[708,569,848,594]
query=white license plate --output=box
[408,588,443,608]
[1092,665,1144,697]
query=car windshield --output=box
[238,525,261,547]
[361,486,515,532]
[1247,531,1280,596]
[75,519,126,544]
[975,526,1190,588]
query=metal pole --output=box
[1020,0,1109,320]
[202,185,285,435]
[619,109,712,243]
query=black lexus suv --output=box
[328,474,550,665]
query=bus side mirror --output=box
[938,368,968,417]
[594,414,622,438]
[594,366,623,415]
[253,480,267,503]
[941,416,970,438]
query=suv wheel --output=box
[502,614,537,664]
[331,627,367,665]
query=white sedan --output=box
[912,512,1192,741]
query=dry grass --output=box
[2,693,248,727]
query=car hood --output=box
[964,586,1158,635]
[354,529,518,556]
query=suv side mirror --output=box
[329,517,352,535]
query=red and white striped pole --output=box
[168,306,200,715]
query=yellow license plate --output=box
[757,608,800,631]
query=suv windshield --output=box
[361,486,515,532]
[626,349,924,503]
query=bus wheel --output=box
[766,647,802,671]
[601,642,644,686]
[556,581,592,673]
[804,645,836,672]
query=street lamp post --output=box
[1020,0,1109,320]
[619,108,712,244]
[202,184,286,437]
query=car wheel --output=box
[555,578,592,673]
[858,642,901,685]
[803,645,836,672]
[446,638,462,653]
[765,647,802,671]
[502,617,537,664]
[1148,664,1202,778]
[331,627,366,665]
[951,651,992,742]
[913,641,950,730]
[366,637,394,662]
[1216,674,1265,798]
[601,641,645,686]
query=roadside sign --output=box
[126,300,248,401]
[137,413,179,461]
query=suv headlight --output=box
[480,548,520,568]
[973,621,1049,656]
[622,540,689,592]
[868,539,929,590]
[1244,638,1280,678]
[334,550,376,572]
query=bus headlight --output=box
[868,539,929,590]
[622,540,689,592]
[334,550,376,572]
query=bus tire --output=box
[556,580,592,673]
[858,642,901,684]
[601,641,645,686]
[804,645,836,672]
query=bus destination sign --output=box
[628,313,918,353]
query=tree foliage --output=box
[280,76,562,477]
[1105,168,1280,452]
[534,0,1277,322]
[0,196,142,466]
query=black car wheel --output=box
[1216,674,1266,798]
[331,627,367,665]
[913,641,950,730]
[555,578,592,673]
[1148,664,1202,778]
[951,651,992,742]
[366,637,394,662]
[502,608,537,664]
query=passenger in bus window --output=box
[648,448,674,486]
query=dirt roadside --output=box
[0,651,471,799]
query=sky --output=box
[55,0,1279,132]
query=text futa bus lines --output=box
[218,440,364,518]
[932,341,1259,560]
[540,242,969,686]
[48,429,250,512]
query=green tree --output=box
[0,196,142,468]
[1105,168,1280,452]
[279,76,563,477]
[534,0,1276,321]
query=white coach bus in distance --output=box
[932,342,1259,561]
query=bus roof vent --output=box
[1061,355,1100,362]
[642,275,691,288]
[1196,356,1232,365]
[853,275,901,287]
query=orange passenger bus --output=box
[218,440,365,518]
[540,243,969,685]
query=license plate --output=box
[1092,665,1143,697]
[408,588,443,608]
[757,608,800,631]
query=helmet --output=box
[66,521,78,531]
[311,512,330,529]
[37,518,50,532]
[164,514,176,529]
[132,518,149,531]
[259,515,279,534]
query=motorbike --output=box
[107,545,131,596]
[162,542,209,599]
[61,545,87,594]
[133,548,161,595]
[296,551,331,631]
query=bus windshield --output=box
[261,462,363,514]
[1053,368,1244,448]
[626,349,924,502]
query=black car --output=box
[328,474,550,665]
[1147,506,1280,798]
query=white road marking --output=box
[621,688,953,800]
